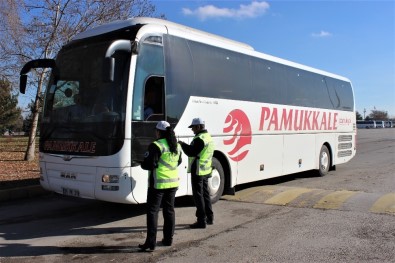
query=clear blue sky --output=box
[153,0,395,118]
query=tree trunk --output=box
[24,112,38,161]
[24,74,43,161]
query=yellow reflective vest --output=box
[188,132,214,176]
[152,139,181,189]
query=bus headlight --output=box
[102,174,120,183]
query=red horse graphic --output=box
[223,109,252,161]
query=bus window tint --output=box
[335,81,354,111]
[188,41,251,101]
[144,76,164,121]
[164,34,354,112]
[252,58,286,105]
[132,40,164,120]
[163,35,194,121]
[324,78,354,111]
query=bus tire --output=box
[317,145,330,177]
[208,157,225,204]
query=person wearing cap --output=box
[179,117,214,229]
[138,121,182,251]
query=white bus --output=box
[375,120,385,128]
[20,17,356,204]
[357,120,376,129]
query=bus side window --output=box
[144,76,164,121]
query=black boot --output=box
[138,243,155,252]
[161,238,173,246]
[190,221,206,229]
[206,215,214,225]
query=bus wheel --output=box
[317,145,330,177]
[208,157,225,204]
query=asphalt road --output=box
[0,128,394,263]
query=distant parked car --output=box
[385,121,394,128]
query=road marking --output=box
[370,193,395,215]
[224,185,277,201]
[313,190,357,210]
[223,186,395,216]
[265,187,313,206]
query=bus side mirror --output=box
[103,57,115,83]
[19,58,57,94]
[103,40,131,83]
[20,74,27,94]
[132,41,139,54]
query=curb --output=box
[0,185,50,202]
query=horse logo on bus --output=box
[223,109,252,162]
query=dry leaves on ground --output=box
[0,136,39,189]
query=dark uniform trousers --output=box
[191,174,213,223]
[146,187,178,245]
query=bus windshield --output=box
[40,40,130,156]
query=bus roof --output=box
[73,17,351,83]
[72,17,254,51]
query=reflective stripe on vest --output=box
[188,133,214,176]
[152,139,181,189]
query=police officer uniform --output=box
[140,121,182,250]
[179,118,214,228]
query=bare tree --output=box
[368,110,388,120]
[0,0,161,160]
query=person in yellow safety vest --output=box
[139,121,182,251]
[179,117,214,229]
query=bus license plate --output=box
[62,187,80,197]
